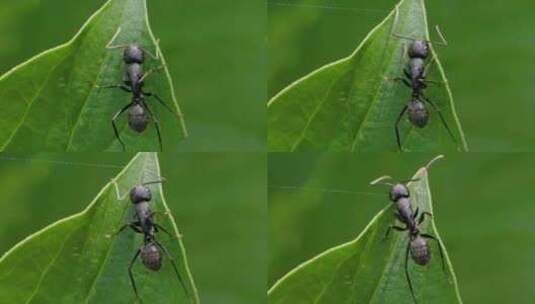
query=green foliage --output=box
[268,0,467,152]
[0,0,186,152]
[0,153,198,303]
[268,159,462,303]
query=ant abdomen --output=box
[408,100,429,128]
[141,242,162,271]
[410,235,431,266]
[123,45,144,64]
[128,104,150,133]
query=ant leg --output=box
[111,179,129,200]
[384,225,407,240]
[143,39,162,61]
[401,178,420,184]
[421,233,447,273]
[142,178,166,186]
[383,76,411,89]
[395,105,409,151]
[421,96,457,143]
[405,242,418,304]
[434,25,449,46]
[98,84,131,93]
[154,223,180,240]
[399,43,407,67]
[128,248,142,300]
[403,69,411,80]
[139,65,165,83]
[112,103,133,151]
[418,212,433,225]
[412,207,419,220]
[112,222,142,237]
[143,91,175,115]
[154,240,189,296]
[106,27,129,49]
[393,25,448,47]
[142,101,163,152]
[149,210,170,218]
[394,212,405,223]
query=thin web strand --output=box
[0,156,124,169]
[269,185,383,197]
[268,1,393,15]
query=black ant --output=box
[100,28,175,152]
[389,26,456,151]
[112,178,189,302]
[371,155,446,303]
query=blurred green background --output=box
[269,0,535,151]
[269,153,535,303]
[0,153,266,303]
[0,0,265,152]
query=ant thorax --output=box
[395,197,414,223]
[408,58,426,81]
[134,201,151,220]
[124,64,144,87]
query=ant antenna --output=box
[401,178,420,184]
[370,175,394,186]
[393,25,448,46]
[142,177,167,186]
[106,27,129,49]
[425,155,445,170]
[110,178,128,201]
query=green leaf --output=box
[268,0,468,152]
[0,0,187,152]
[0,153,199,304]
[268,160,463,304]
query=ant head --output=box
[408,40,429,59]
[141,241,162,271]
[128,103,149,133]
[129,184,152,204]
[123,45,144,64]
[389,183,410,202]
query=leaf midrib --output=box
[290,67,346,152]
[1,47,71,151]
[24,222,81,304]
[66,1,130,151]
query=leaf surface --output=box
[268,0,468,152]
[0,0,187,152]
[0,153,199,304]
[268,163,463,304]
